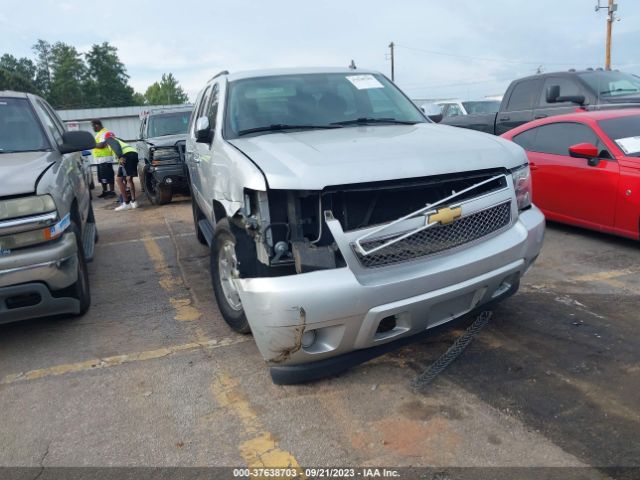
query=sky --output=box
[1,0,639,102]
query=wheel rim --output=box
[218,240,242,311]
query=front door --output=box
[526,122,619,228]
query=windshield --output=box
[462,100,501,114]
[148,111,192,137]
[578,71,640,97]
[0,97,50,153]
[224,72,426,138]
[598,114,640,157]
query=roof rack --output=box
[208,70,229,82]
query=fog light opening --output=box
[5,292,42,309]
[492,280,512,299]
[165,177,173,184]
[301,330,317,349]
[376,315,397,334]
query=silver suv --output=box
[0,91,97,324]
[186,68,545,383]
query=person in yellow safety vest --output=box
[103,136,140,211]
[91,119,117,198]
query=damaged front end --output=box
[236,168,511,278]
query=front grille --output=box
[353,201,512,268]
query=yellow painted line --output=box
[1,336,248,386]
[573,268,637,282]
[211,373,302,470]
[96,232,194,248]
[143,233,209,342]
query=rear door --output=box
[518,122,619,228]
[496,79,542,135]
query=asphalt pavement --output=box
[0,189,638,477]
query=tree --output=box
[132,92,146,106]
[84,42,136,107]
[48,42,87,109]
[0,54,39,93]
[144,73,189,105]
[32,39,53,97]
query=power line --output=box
[395,44,588,66]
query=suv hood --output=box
[228,124,525,190]
[0,151,56,196]
[145,133,187,147]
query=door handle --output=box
[534,114,548,119]
[499,116,510,121]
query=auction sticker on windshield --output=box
[346,75,384,90]
[615,136,640,155]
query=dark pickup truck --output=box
[441,69,640,135]
[137,106,193,204]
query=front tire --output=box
[210,219,250,333]
[70,223,91,316]
[144,167,173,205]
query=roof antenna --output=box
[349,60,357,70]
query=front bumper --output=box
[0,232,80,324]
[149,164,188,187]
[235,206,545,382]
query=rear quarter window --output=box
[505,79,542,112]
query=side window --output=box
[445,104,464,117]
[205,83,220,131]
[41,101,67,134]
[191,85,211,136]
[539,78,582,106]
[512,128,538,151]
[505,80,542,112]
[530,123,600,156]
[34,100,64,144]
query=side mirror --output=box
[195,116,211,143]
[546,85,560,103]
[546,85,585,105]
[557,94,585,105]
[59,131,96,154]
[569,143,600,166]
[428,114,443,123]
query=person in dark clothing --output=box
[104,136,139,211]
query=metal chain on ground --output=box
[411,310,493,391]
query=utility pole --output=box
[388,42,395,81]
[596,0,618,70]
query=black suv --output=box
[137,106,193,204]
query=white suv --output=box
[186,68,544,384]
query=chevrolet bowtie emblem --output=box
[428,206,462,225]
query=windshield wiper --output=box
[331,117,420,126]
[599,88,640,95]
[237,124,342,136]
